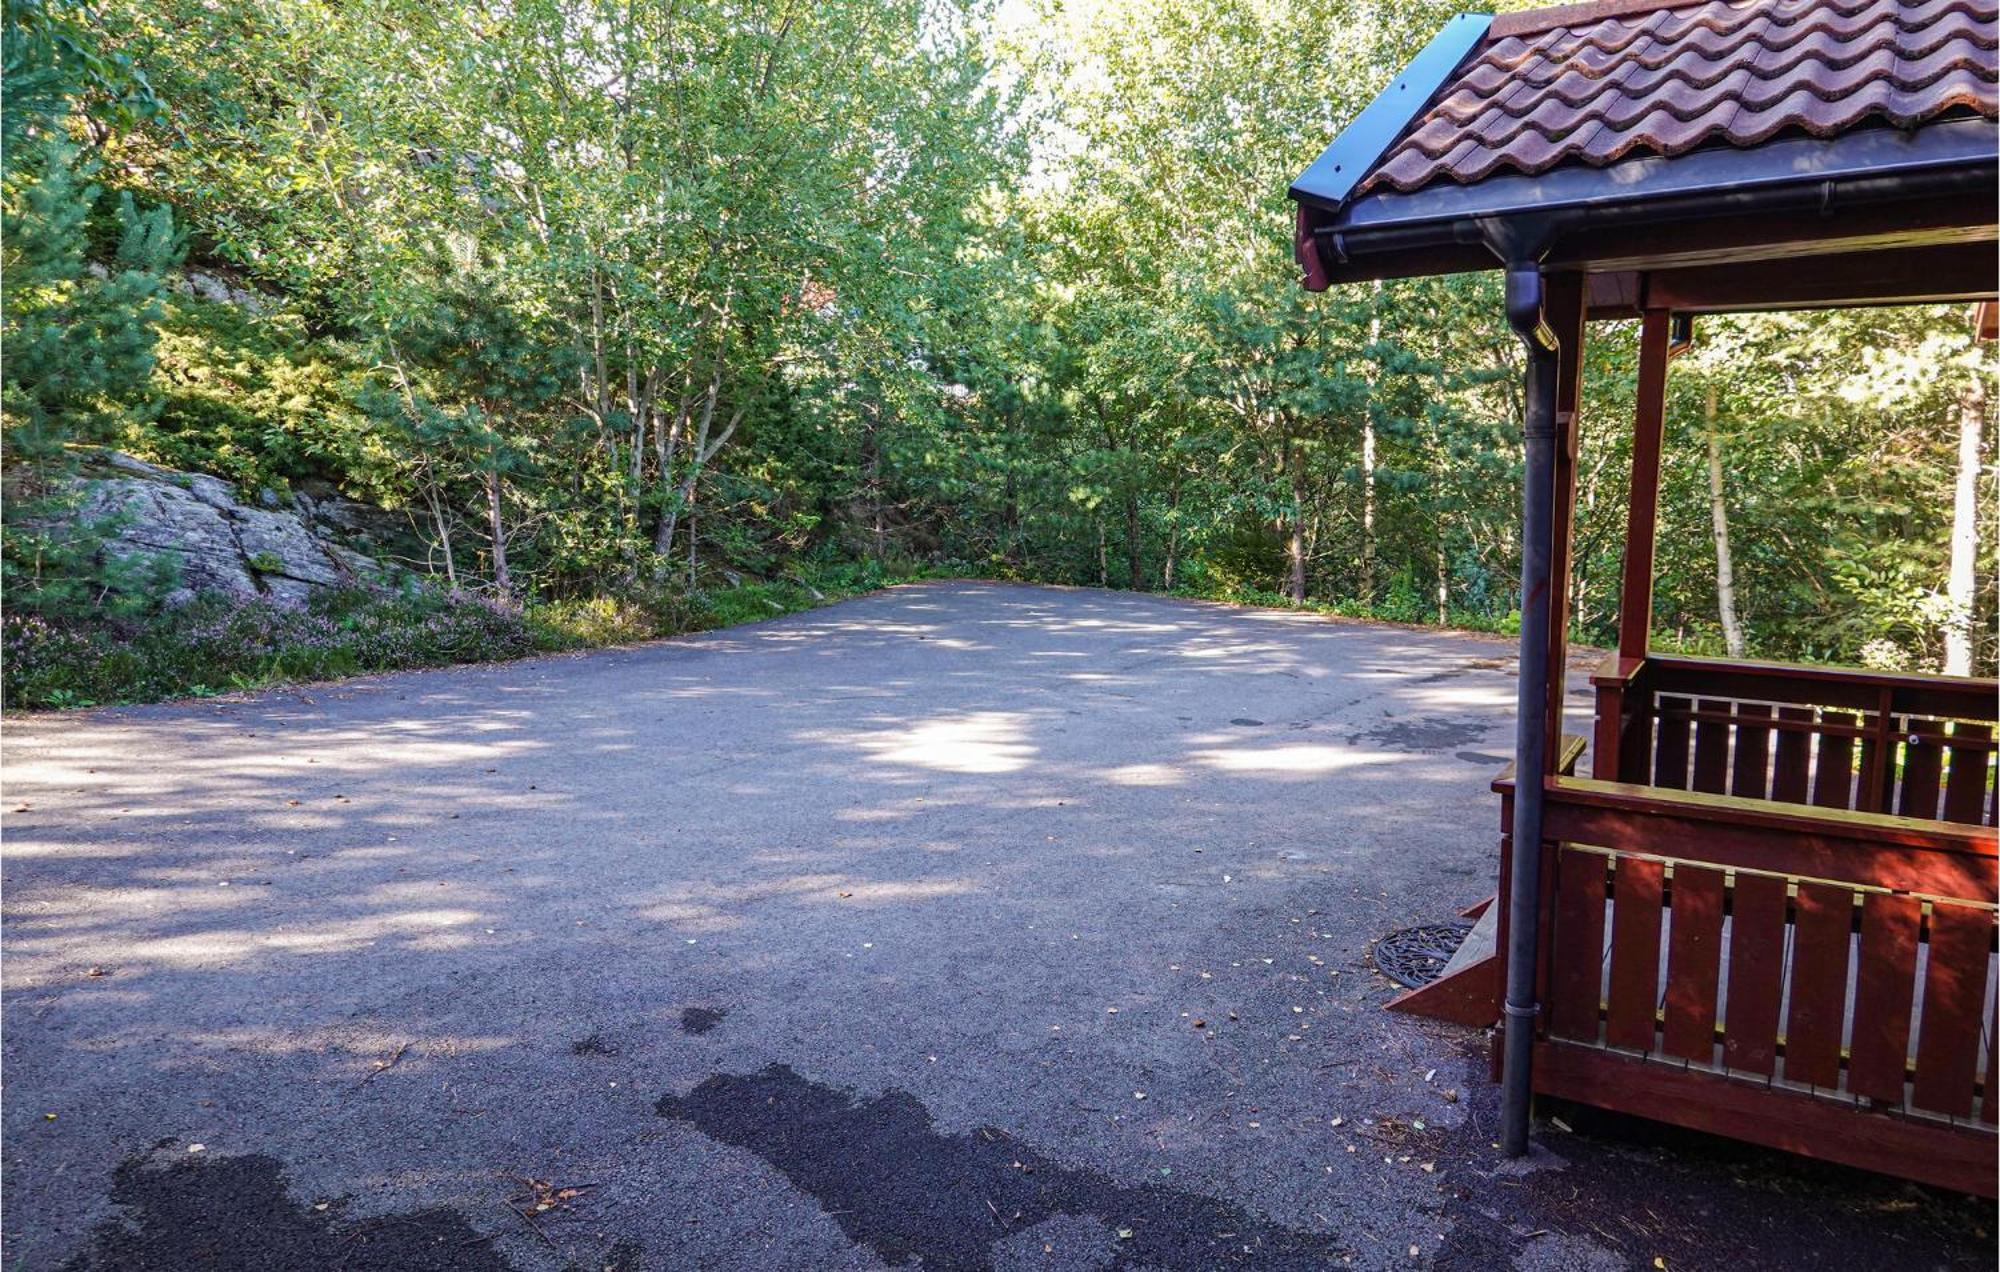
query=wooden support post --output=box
[1604,307,1672,782]
[1544,272,1588,769]
[1620,309,1672,661]
[1594,676,1626,780]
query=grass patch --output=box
[3,561,910,709]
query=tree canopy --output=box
[4,0,1992,693]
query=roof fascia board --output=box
[1288,12,1491,211]
[1329,117,1998,238]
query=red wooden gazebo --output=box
[1291,0,1999,1194]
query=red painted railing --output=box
[1493,655,2000,1195]
[1591,653,1997,824]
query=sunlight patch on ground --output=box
[5,907,489,982]
[634,870,977,929]
[1412,683,1518,710]
[821,878,979,904]
[1169,641,1296,662]
[1188,744,1399,776]
[5,733,545,805]
[833,710,1038,774]
[1100,763,1183,786]
[159,1028,515,1065]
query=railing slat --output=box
[1943,723,1994,825]
[1550,848,1607,1043]
[1663,864,1724,1063]
[1606,856,1665,1052]
[1771,707,1814,804]
[1723,873,1788,1076]
[1858,694,1892,814]
[1731,703,1773,802]
[1691,699,1731,795]
[1984,992,1997,1125]
[1784,882,1853,1090]
[1848,892,1921,1105]
[1911,902,1994,1119]
[1654,696,1692,791]
[1811,712,1859,810]
[1899,724,1945,822]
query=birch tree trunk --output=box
[1436,539,1449,626]
[423,477,457,589]
[1944,354,1988,675]
[1703,383,1744,657]
[686,482,699,587]
[1361,281,1380,608]
[869,407,885,562]
[1287,440,1307,605]
[1125,488,1142,591]
[484,467,512,595]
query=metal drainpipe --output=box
[1500,262,1559,1157]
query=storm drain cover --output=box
[1371,922,1473,989]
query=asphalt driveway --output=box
[3,583,1989,1269]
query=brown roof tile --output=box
[1360,0,2000,194]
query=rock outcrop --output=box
[73,453,400,605]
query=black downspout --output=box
[1500,261,1559,1158]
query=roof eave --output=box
[1299,117,2000,286]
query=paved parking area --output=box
[4,582,1989,1269]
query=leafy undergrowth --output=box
[4,562,1528,711]
[2,561,903,710]
[1166,582,1523,639]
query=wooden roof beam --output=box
[1582,241,1999,320]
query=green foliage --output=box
[3,587,532,707]
[4,0,1991,709]
[2,0,184,621]
[3,561,914,707]
[133,293,388,498]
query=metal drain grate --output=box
[1371,921,1473,989]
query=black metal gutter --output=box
[1300,119,1998,286]
[1497,260,1558,1159]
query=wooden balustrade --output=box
[1591,653,1998,824]
[1500,773,1999,1195]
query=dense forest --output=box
[3,0,1993,706]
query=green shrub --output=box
[527,595,658,650]
[2,586,537,708]
[1,560,914,709]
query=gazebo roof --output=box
[1292,0,2000,301]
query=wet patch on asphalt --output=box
[1452,751,1509,766]
[1350,719,1488,753]
[656,1064,1345,1269]
[61,1153,508,1272]
[571,1033,620,1056]
[679,1006,726,1035]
